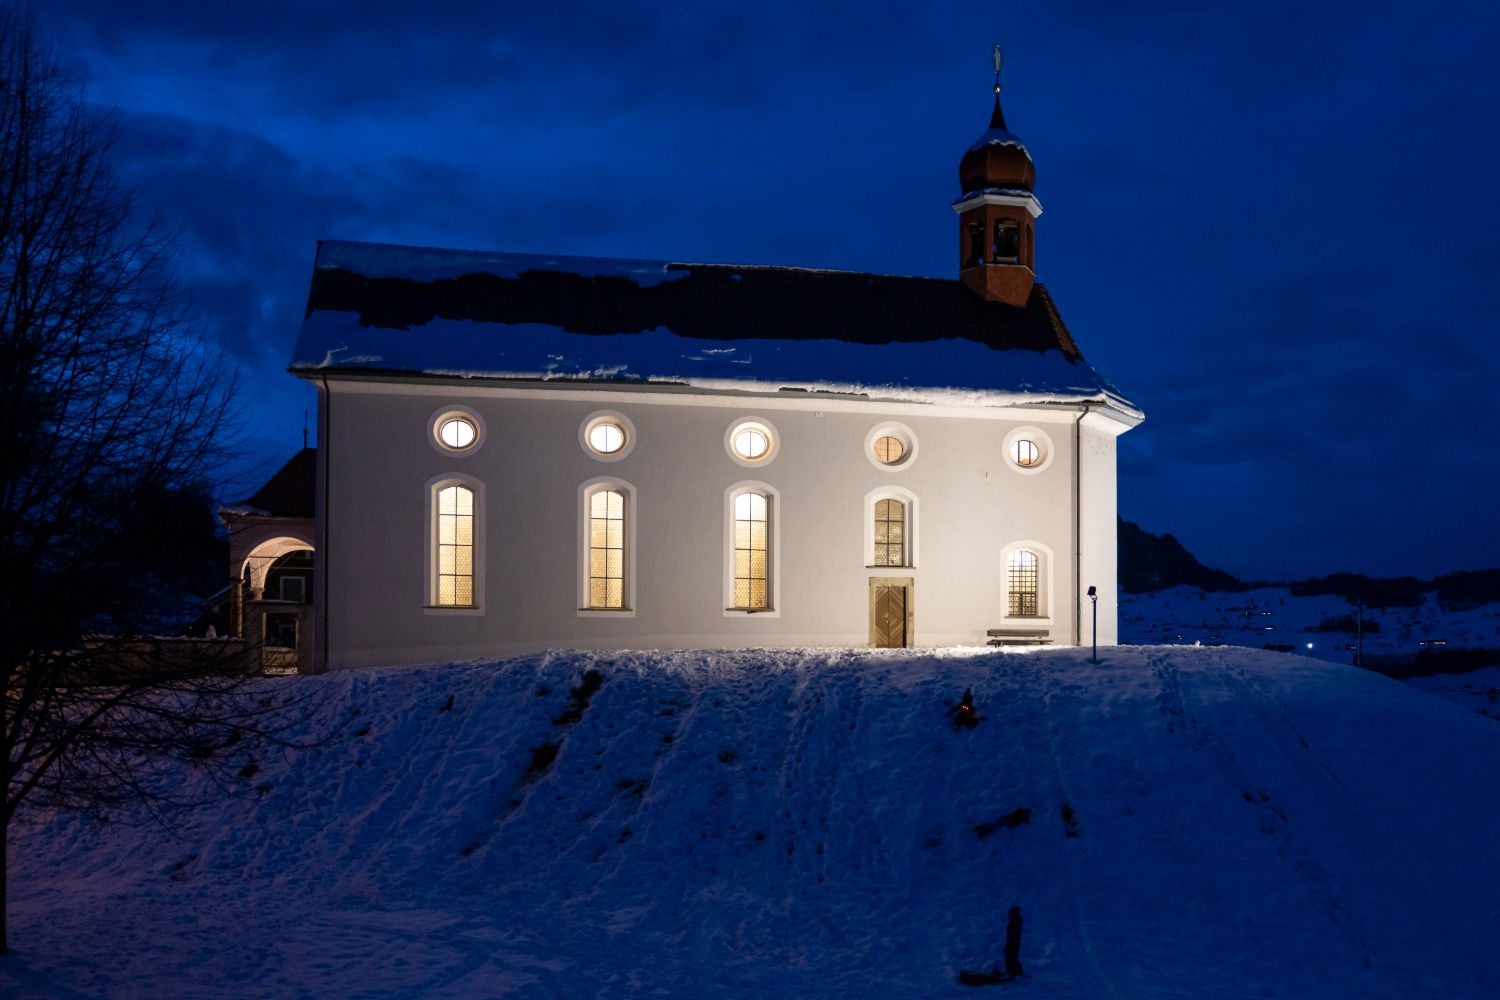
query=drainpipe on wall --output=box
[1073,402,1092,647]
[319,374,331,673]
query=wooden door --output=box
[873,585,907,648]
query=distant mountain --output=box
[1117,520,1500,609]
[1117,518,1245,594]
[1285,570,1500,611]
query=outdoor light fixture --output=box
[1086,585,1098,664]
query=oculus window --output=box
[725,418,779,467]
[580,411,637,462]
[431,408,484,455]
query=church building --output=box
[285,68,1142,670]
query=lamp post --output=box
[1087,585,1098,664]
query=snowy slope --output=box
[5,646,1498,999]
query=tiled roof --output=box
[238,448,315,519]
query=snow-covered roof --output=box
[289,240,1139,416]
[966,125,1029,152]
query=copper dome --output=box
[959,100,1035,193]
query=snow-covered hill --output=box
[5,647,1498,999]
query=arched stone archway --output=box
[239,534,315,599]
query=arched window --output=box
[873,498,907,567]
[994,219,1020,264]
[586,487,627,610]
[966,219,985,267]
[435,483,476,607]
[578,479,635,615]
[731,489,771,611]
[1008,549,1039,617]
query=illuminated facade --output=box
[289,84,1141,669]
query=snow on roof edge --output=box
[288,361,1144,422]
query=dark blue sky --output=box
[38,1,1500,581]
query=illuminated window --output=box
[431,408,483,454]
[1008,550,1039,617]
[873,498,907,567]
[735,428,768,460]
[864,422,918,471]
[874,435,904,465]
[731,490,771,610]
[1004,427,1051,473]
[439,417,475,450]
[726,418,778,467]
[588,422,625,454]
[586,488,627,609]
[435,484,476,607]
[580,411,636,462]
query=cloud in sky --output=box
[34,0,1500,578]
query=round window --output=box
[588,421,626,455]
[439,417,476,450]
[874,435,905,465]
[734,427,769,460]
[431,409,483,454]
[1003,426,1052,474]
[579,411,637,462]
[725,418,778,467]
[863,422,918,471]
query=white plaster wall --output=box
[1078,413,1123,646]
[316,379,1099,668]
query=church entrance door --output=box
[868,577,913,648]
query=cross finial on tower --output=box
[989,44,1008,128]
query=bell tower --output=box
[954,46,1042,306]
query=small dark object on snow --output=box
[973,807,1031,839]
[958,967,1011,986]
[1004,905,1025,978]
[946,688,986,729]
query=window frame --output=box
[424,474,485,615]
[1002,425,1054,475]
[723,481,781,616]
[863,421,919,471]
[1000,540,1053,624]
[579,410,637,462]
[864,486,918,569]
[577,477,637,617]
[724,417,780,468]
[428,405,485,457]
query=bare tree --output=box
[0,6,298,955]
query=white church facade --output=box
[287,78,1142,671]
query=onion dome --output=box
[959,97,1035,193]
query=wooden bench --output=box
[986,627,1053,647]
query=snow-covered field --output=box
[5,646,1498,998]
[1119,585,1500,663]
